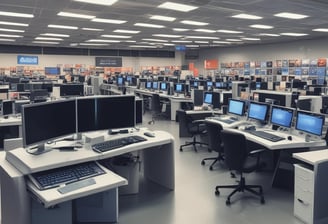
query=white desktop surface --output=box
[293,149,328,165]
[0,116,21,126]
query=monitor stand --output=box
[26,144,52,155]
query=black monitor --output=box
[136,99,143,124]
[152,81,159,90]
[160,82,168,91]
[42,83,53,93]
[228,99,245,116]
[60,84,84,97]
[203,91,220,109]
[174,83,185,94]
[295,110,325,136]
[145,81,152,90]
[14,100,30,114]
[16,83,25,92]
[77,97,97,133]
[2,100,13,117]
[22,99,76,154]
[270,105,294,128]
[0,125,19,149]
[29,89,48,102]
[247,101,270,123]
[193,89,204,106]
[296,98,311,111]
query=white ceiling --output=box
[1,0,328,50]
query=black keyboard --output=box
[246,130,285,142]
[211,116,237,124]
[92,135,147,153]
[30,161,105,190]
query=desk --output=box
[293,150,328,224]
[0,129,175,224]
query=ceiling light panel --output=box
[312,28,328,32]
[101,34,132,38]
[274,12,309,19]
[35,37,63,41]
[258,33,280,37]
[0,34,23,38]
[173,28,189,32]
[79,43,109,46]
[40,33,70,37]
[0,38,15,42]
[87,39,121,43]
[48,24,78,29]
[134,23,165,28]
[32,41,59,44]
[73,0,118,6]
[150,15,176,22]
[129,45,157,48]
[185,36,219,40]
[180,20,208,26]
[92,18,127,24]
[114,29,140,34]
[232,14,262,20]
[213,41,231,44]
[250,24,274,29]
[142,38,168,42]
[152,34,182,38]
[157,2,198,12]
[82,28,104,31]
[171,40,192,43]
[57,12,95,19]
[194,29,216,33]
[226,39,242,42]
[241,37,261,41]
[0,21,28,27]
[280,32,308,36]
[217,29,243,34]
[0,11,34,18]
[0,28,25,33]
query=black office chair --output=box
[215,129,265,205]
[149,93,169,124]
[178,110,208,152]
[201,121,224,170]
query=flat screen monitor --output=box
[160,82,168,91]
[117,77,124,85]
[193,89,204,106]
[203,92,212,104]
[2,100,13,116]
[295,110,325,136]
[146,81,152,89]
[270,106,294,128]
[0,125,19,149]
[174,83,185,93]
[152,81,158,90]
[60,84,84,97]
[206,81,213,89]
[16,83,25,92]
[248,101,270,122]
[203,91,220,109]
[29,89,48,102]
[14,100,30,114]
[45,67,60,75]
[228,99,245,116]
[77,97,97,133]
[22,99,76,153]
[136,99,143,124]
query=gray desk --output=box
[0,129,175,224]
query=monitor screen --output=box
[152,82,158,90]
[77,97,97,133]
[146,81,152,89]
[117,77,124,85]
[29,89,48,102]
[2,100,13,116]
[207,81,213,88]
[228,99,245,116]
[45,67,60,75]
[60,84,84,97]
[14,100,30,114]
[295,111,325,136]
[204,92,212,104]
[136,99,143,124]
[160,82,168,91]
[248,102,269,122]
[22,99,76,149]
[270,106,294,128]
[174,83,185,93]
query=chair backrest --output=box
[220,129,248,171]
[152,93,162,113]
[204,120,223,152]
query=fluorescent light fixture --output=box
[142,38,168,42]
[129,45,157,48]
[232,13,262,20]
[241,37,261,41]
[134,23,165,28]
[87,39,121,43]
[125,40,136,43]
[0,21,28,27]
[79,43,109,46]
[186,45,199,48]
[258,33,280,37]
[32,41,59,44]
[163,43,175,46]
[101,34,132,38]
[180,20,208,26]
[57,12,95,19]
[114,29,140,34]
[0,38,15,42]
[48,24,78,30]
[41,33,70,37]
[157,2,198,12]
[0,11,34,18]
[0,34,23,38]
[312,28,328,32]
[195,41,209,44]
[217,29,243,34]
[171,40,192,43]
[250,24,273,29]
[92,18,126,24]
[194,29,216,33]
[73,0,118,6]
[150,15,176,22]
[82,27,104,31]
[0,28,24,33]
[185,36,219,40]
[173,28,189,32]
[152,34,182,38]
[280,32,308,36]
[226,39,242,42]
[213,41,231,44]
[274,12,309,19]
[35,37,63,41]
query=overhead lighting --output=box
[48,24,78,30]
[226,39,242,42]
[0,28,24,32]
[312,28,328,32]
[217,29,243,34]
[258,33,280,37]
[0,38,15,42]
[171,40,192,43]
[180,20,208,26]
[157,2,198,12]
[73,0,118,6]
[0,11,34,18]
[124,40,136,43]
[0,34,23,38]
[35,37,63,41]
[153,34,182,38]
[134,23,165,28]
[173,28,189,32]
[92,18,126,24]
[79,43,109,46]
[194,29,216,33]
[232,13,262,20]
[185,36,219,40]
[186,45,199,48]
[250,24,274,29]
[142,38,168,42]
[114,29,140,34]
[130,45,158,48]
[101,34,132,38]
[213,41,231,44]
[87,39,121,43]
[274,12,309,19]
[241,37,261,41]
[0,21,28,27]
[82,27,104,31]
[57,12,95,19]
[163,43,175,46]
[41,33,70,37]
[32,41,59,44]
[195,41,209,44]
[150,15,176,22]
[280,32,308,36]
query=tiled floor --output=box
[118,112,303,224]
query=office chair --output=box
[215,129,265,205]
[178,110,208,152]
[201,121,224,170]
[149,93,169,124]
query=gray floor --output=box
[118,112,304,224]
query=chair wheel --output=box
[260,197,265,204]
[215,190,220,195]
[201,160,205,165]
[180,147,183,152]
[226,199,231,205]
[209,166,213,171]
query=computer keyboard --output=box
[92,135,147,153]
[246,130,285,142]
[30,161,106,190]
[211,116,238,124]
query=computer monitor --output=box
[146,81,152,90]
[60,84,84,97]
[295,110,325,136]
[203,91,220,109]
[136,99,143,124]
[270,105,294,128]
[22,99,76,154]
[77,97,97,133]
[228,99,245,116]
[174,83,185,94]
[203,92,212,105]
[14,100,30,114]
[193,89,204,106]
[160,82,168,91]
[206,81,213,90]
[29,89,48,102]
[2,100,14,117]
[117,76,124,86]
[16,83,25,92]
[152,81,158,90]
[247,101,270,122]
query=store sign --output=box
[95,57,122,67]
[17,55,39,65]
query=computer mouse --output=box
[144,132,155,137]
[287,136,292,141]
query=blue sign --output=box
[17,55,38,65]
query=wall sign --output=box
[17,55,39,65]
[95,57,122,67]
